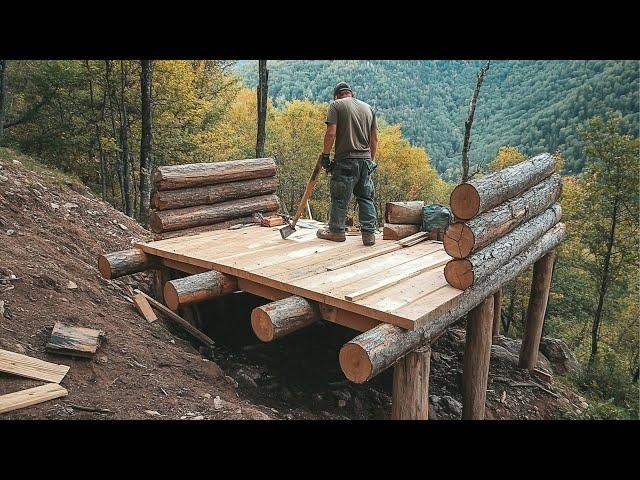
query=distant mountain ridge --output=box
[236,60,639,180]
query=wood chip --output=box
[0,348,70,383]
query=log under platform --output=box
[133,220,463,332]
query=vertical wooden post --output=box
[519,251,555,370]
[462,295,494,420]
[391,346,431,420]
[152,267,172,304]
[492,288,503,340]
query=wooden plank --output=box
[342,250,451,301]
[46,322,105,358]
[162,258,208,275]
[326,243,401,271]
[397,231,429,246]
[0,349,70,383]
[0,383,68,414]
[237,278,291,301]
[133,293,158,322]
[133,289,215,347]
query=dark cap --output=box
[333,81,352,97]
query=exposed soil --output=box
[0,149,589,420]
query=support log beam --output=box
[444,204,562,290]
[339,223,566,383]
[150,194,280,233]
[444,174,562,258]
[450,153,556,220]
[98,248,154,279]
[385,201,424,224]
[462,295,494,420]
[151,177,277,211]
[492,288,502,339]
[164,270,238,311]
[519,251,555,370]
[383,223,420,240]
[153,157,276,191]
[251,296,321,342]
[391,346,431,420]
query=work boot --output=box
[362,231,376,246]
[316,228,346,242]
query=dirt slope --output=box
[0,149,588,420]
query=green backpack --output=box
[421,204,453,233]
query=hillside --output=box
[237,60,639,180]
[0,148,591,420]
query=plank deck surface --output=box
[136,222,464,330]
[0,349,70,383]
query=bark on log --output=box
[153,211,276,240]
[153,157,276,191]
[150,194,280,233]
[385,201,424,224]
[450,153,556,220]
[383,223,420,240]
[339,223,566,383]
[150,176,277,211]
[492,288,503,339]
[444,204,562,290]
[163,270,238,311]
[98,248,154,279]
[444,174,562,258]
[251,296,321,342]
[462,295,494,420]
[519,251,555,370]
[391,346,431,420]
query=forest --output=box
[0,59,638,419]
[237,60,639,181]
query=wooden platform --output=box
[136,221,463,330]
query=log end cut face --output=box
[444,258,474,290]
[450,183,480,221]
[339,342,373,384]
[97,255,113,279]
[443,222,475,259]
[251,308,275,342]
[163,282,181,311]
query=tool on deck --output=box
[280,154,325,239]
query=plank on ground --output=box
[0,383,68,414]
[133,293,158,322]
[0,349,70,383]
[46,322,105,358]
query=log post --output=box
[519,251,555,370]
[163,270,238,311]
[251,296,321,342]
[492,288,502,339]
[462,295,494,420]
[98,248,154,279]
[152,267,173,303]
[391,346,431,420]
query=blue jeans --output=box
[328,158,377,233]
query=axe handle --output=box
[290,155,324,229]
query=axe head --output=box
[279,219,296,239]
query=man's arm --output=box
[323,123,337,155]
[370,127,378,160]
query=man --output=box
[317,81,378,246]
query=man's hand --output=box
[320,153,332,173]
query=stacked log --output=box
[443,155,561,292]
[150,158,279,235]
[383,201,424,240]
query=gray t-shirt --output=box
[325,97,377,161]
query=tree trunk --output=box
[139,59,153,227]
[84,61,107,201]
[461,61,490,183]
[163,270,238,310]
[382,223,421,240]
[98,248,154,279]
[339,223,566,383]
[104,60,126,212]
[391,346,431,420]
[150,194,280,233]
[493,288,502,339]
[0,60,7,144]
[150,176,277,211]
[444,204,562,290]
[462,295,494,419]
[450,153,556,220]
[251,296,321,342]
[118,60,133,217]
[589,200,618,366]
[385,201,424,224]
[519,251,556,370]
[153,157,276,191]
[444,174,562,258]
[256,60,268,158]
